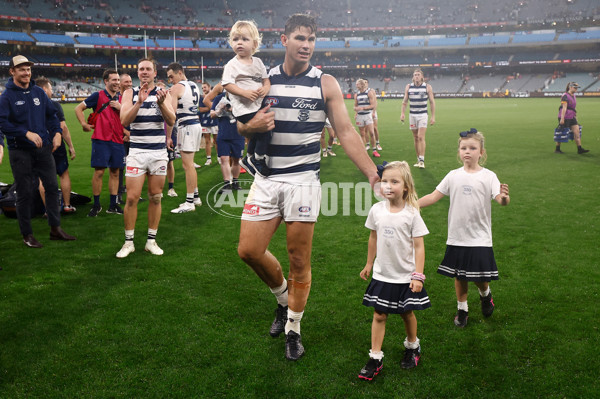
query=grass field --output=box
[1,98,599,398]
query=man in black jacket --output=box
[0,55,76,248]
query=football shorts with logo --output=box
[409,113,428,129]
[355,113,374,127]
[241,175,321,222]
[125,150,168,177]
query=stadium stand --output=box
[460,74,511,93]
[469,34,511,46]
[558,29,600,41]
[155,39,195,48]
[428,36,468,47]
[31,33,76,45]
[115,37,156,47]
[544,72,598,92]
[75,35,118,46]
[1,0,599,98]
[0,30,34,42]
[512,32,557,43]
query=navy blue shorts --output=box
[91,139,126,169]
[52,141,69,175]
[438,245,499,282]
[217,138,244,158]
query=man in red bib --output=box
[75,69,127,216]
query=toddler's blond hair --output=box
[229,20,262,54]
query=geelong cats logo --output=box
[298,110,310,121]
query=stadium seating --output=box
[512,32,557,43]
[428,36,468,47]
[0,30,34,42]
[155,39,195,48]
[75,36,118,46]
[115,37,156,47]
[544,73,598,92]
[31,33,76,45]
[469,34,511,45]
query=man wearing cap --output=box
[0,55,76,248]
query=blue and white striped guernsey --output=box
[175,80,200,127]
[263,64,326,179]
[129,86,167,152]
[198,95,217,127]
[356,89,372,115]
[408,82,429,115]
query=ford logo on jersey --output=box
[264,97,279,106]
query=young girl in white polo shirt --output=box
[419,129,510,328]
[358,161,430,381]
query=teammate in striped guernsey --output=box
[400,69,436,169]
[116,58,176,258]
[364,79,382,151]
[236,14,379,361]
[354,78,380,158]
[166,62,203,214]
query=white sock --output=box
[125,229,134,241]
[369,349,384,360]
[418,156,425,162]
[457,300,469,312]
[147,228,157,241]
[269,280,288,307]
[478,286,491,297]
[285,309,303,335]
[186,193,194,203]
[404,337,420,349]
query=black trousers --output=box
[8,145,61,235]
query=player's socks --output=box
[270,280,288,307]
[285,309,303,335]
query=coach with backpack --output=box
[0,55,76,248]
[75,69,127,217]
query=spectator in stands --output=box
[401,68,436,169]
[0,55,76,248]
[36,77,77,213]
[556,82,589,155]
[116,58,175,258]
[75,69,126,216]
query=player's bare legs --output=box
[238,218,286,288]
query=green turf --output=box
[1,98,598,398]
